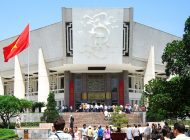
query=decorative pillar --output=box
[0,76,4,95]
[106,73,111,105]
[14,55,25,99]
[123,70,129,105]
[144,46,155,109]
[144,46,155,85]
[64,71,70,106]
[82,73,87,102]
[69,80,74,107]
[118,80,124,105]
[38,48,49,103]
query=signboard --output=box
[82,92,87,100]
[88,92,105,100]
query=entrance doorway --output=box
[73,73,120,109]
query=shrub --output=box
[0,123,15,129]
[110,112,128,129]
[21,122,40,127]
[110,106,128,129]
[0,129,18,139]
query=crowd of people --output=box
[49,116,113,140]
[48,116,190,140]
[58,103,146,114]
[124,122,190,140]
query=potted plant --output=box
[110,106,128,140]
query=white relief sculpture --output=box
[79,12,118,59]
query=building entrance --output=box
[73,73,122,109]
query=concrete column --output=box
[128,8,134,59]
[82,73,87,102]
[144,46,155,85]
[64,71,70,106]
[123,70,129,105]
[38,48,49,104]
[0,76,4,95]
[82,73,87,93]
[106,73,111,105]
[14,55,25,99]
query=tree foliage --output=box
[144,76,190,121]
[41,92,59,123]
[145,16,190,121]
[162,40,187,76]
[162,16,190,77]
[32,102,45,113]
[19,99,33,112]
[0,96,21,128]
[183,16,190,48]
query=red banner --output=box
[119,80,124,105]
[69,80,74,107]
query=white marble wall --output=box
[73,8,123,64]
[132,22,181,64]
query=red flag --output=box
[3,24,29,62]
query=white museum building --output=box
[0,8,180,109]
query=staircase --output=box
[127,112,143,124]
[61,112,108,128]
[60,112,142,128]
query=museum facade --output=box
[0,8,180,109]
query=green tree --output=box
[41,93,59,122]
[20,99,33,112]
[144,77,190,121]
[0,95,21,128]
[162,16,190,77]
[162,40,186,76]
[32,102,45,113]
[183,16,190,48]
[144,16,190,121]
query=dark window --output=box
[111,78,118,92]
[61,77,64,89]
[129,77,132,88]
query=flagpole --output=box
[27,44,30,99]
[27,24,30,102]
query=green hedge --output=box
[21,122,40,127]
[0,129,18,139]
[0,122,40,128]
[167,119,190,126]
[0,123,16,129]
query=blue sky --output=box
[0,0,189,40]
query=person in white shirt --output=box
[104,110,109,120]
[81,124,88,140]
[138,124,144,140]
[144,123,151,140]
[133,125,140,140]
[49,116,72,140]
[95,104,98,112]
[16,115,21,128]
[125,125,133,140]
[104,105,108,111]
[173,123,189,140]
